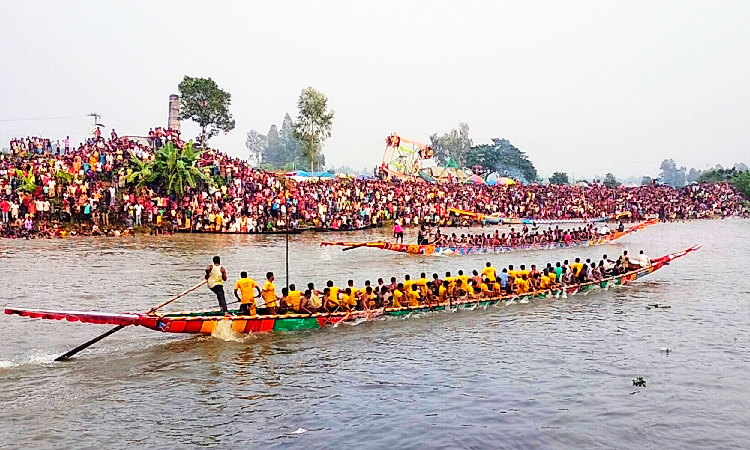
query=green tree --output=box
[429,123,472,166]
[732,171,750,198]
[294,87,334,173]
[686,167,702,184]
[463,138,538,183]
[127,141,210,198]
[245,130,267,167]
[603,173,620,188]
[548,172,570,185]
[264,124,282,166]
[178,76,236,149]
[279,113,304,168]
[659,159,687,187]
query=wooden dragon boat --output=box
[450,208,632,225]
[177,228,306,236]
[320,219,658,255]
[4,245,698,336]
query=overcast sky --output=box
[1,1,748,179]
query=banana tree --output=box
[127,141,210,198]
[15,170,37,194]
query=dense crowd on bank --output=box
[1,130,747,238]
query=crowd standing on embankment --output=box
[1,129,747,239]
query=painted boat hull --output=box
[5,245,700,335]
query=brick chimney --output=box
[168,94,180,131]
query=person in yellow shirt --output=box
[326,280,340,304]
[539,272,551,290]
[346,288,358,310]
[492,278,503,297]
[570,258,584,279]
[324,287,341,313]
[262,272,278,315]
[444,271,456,296]
[391,284,405,308]
[457,270,470,294]
[234,271,260,316]
[416,273,430,299]
[480,279,490,298]
[518,264,530,279]
[507,265,517,279]
[514,275,529,294]
[403,274,414,293]
[407,285,421,307]
[482,262,497,281]
[284,284,304,313]
[339,288,353,311]
[438,281,449,304]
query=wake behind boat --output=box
[5,245,699,338]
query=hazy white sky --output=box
[1,1,748,179]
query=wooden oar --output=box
[55,280,207,362]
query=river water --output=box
[1,220,749,449]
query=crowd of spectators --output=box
[1,129,747,239]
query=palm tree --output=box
[127,141,210,197]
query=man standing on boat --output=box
[234,271,261,316]
[205,256,229,315]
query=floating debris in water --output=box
[647,304,671,310]
[660,348,671,354]
[292,428,307,434]
[633,377,646,387]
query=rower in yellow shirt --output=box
[416,273,430,298]
[392,284,405,308]
[457,270,470,293]
[539,273,551,290]
[407,285,421,307]
[262,272,278,314]
[403,274,414,293]
[481,262,496,281]
[438,281,449,304]
[326,280,340,304]
[492,279,503,297]
[234,271,261,316]
[444,271,456,295]
[284,284,304,313]
[514,275,529,294]
[480,279,490,298]
[324,287,342,312]
[339,288,353,311]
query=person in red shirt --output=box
[1,200,9,223]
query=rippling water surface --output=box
[1,220,749,449]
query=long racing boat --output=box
[5,245,698,336]
[450,208,632,225]
[320,219,657,256]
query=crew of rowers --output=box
[417,222,626,248]
[221,248,651,317]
